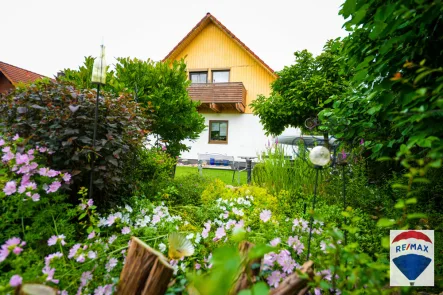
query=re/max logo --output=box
[396,243,429,253]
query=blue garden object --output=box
[210,158,215,165]
[393,254,431,281]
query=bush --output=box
[131,148,177,197]
[0,80,150,205]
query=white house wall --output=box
[180,113,300,161]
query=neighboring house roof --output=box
[163,13,277,78]
[0,61,47,85]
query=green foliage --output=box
[319,0,443,169]
[251,39,349,135]
[113,58,205,157]
[131,148,177,197]
[0,80,149,205]
[61,56,205,158]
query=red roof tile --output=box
[163,13,277,78]
[0,61,47,85]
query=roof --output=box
[163,13,277,78]
[0,61,47,85]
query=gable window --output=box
[190,71,208,83]
[212,70,230,83]
[209,120,228,144]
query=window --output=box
[212,70,230,83]
[190,71,207,83]
[209,120,228,143]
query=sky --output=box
[0,0,348,78]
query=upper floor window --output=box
[190,71,207,83]
[212,70,230,83]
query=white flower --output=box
[195,233,201,244]
[158,243,166,253]
[186,233,194,240]
[125,205,133,213]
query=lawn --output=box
[175,166,248,185]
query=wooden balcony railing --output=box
[188,82,247,113]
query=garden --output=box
[1,1,442,294]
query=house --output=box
[163,13,299,160]
[0,61,47,93]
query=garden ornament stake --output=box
[89,44,107,199]
[306,146,330,261]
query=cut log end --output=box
[17,284,57,295]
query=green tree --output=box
[113,58,205,158]
[319,0,443,170]
[251,39,349,144]
[60,57,205,158]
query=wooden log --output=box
[117,237,174,295]
[230,241,262,295]
[270,261,314,295]
[209,103,221,113]
[16,284,57,295]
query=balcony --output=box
[188,82,246,113]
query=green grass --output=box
[175,166,248,185]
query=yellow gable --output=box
[165,14,276,114]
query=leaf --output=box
[407,213,427,219]
[251,282,269,295]
[405,198,417,204]
[377,218,396,227]
[394,200,405,209]
[342,0,357,18]
[248,244,274,260]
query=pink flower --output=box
[62,173,72,182]
[9,275,22,287]
[87,231,96,240]
[46,181,61,193]
[2,151,14,162]
[270,238,281,247]
[88,251,97,259]
[39,147,47,153]
[360,139,364,145]
[108,235,117,244]
[45,252,63,266]
[195,263,201,270]
[31,193,40,201]
[42,265,59,284]
[260,210,272,222]
[105,258,118,272]
[267,270,282,288]
[277,250,296,273]
[87,199,94,207]
[15,153,30,165]
[263,252,277,269]
[47,170,60,177]
[76,254,85,263]
[47,235,66,246]
[214,227,226,240]
[121,227,131,235]
[3,181,17,195]
[94,285,113,295]
[68,244,81,259]
[152,214,161,225]
[0,139,4,146]
[12,134,19,141]
[38,167,50,176]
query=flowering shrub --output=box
[0,80,151,204]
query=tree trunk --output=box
[117,237,174,295]
[16,284,57,295]
[270,261,314,295]
[230,241,262,295]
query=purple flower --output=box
[195,263,201,270]
[87,231,96,240]
[47,170,60,177]
[38,167,49,176]
[105,258,118,272]
[267,270,282,288]
[68,244,81,259]
[9,275,22,287]
[42,265,59,284]
[39,147,47,153]
[260,210,272,222]
[360,138,364,145]
[46,181,61,193]
[88,251,97,259]
[3,181,17,196]
[63,173,72,182]
[214,227,226,240]
[121,227,131,235]
[31,193,40,201]
[12,134,19,141]
[48,235,66,246]
[151,214,161,225]
[277,250,296,273]
[94,285,113,295]
[2,151,14,162]
[0,139,5,146]
[87,199,94,207]
[76,254,85,263]
[108,235,117,244]
[15,153,30,165]
[263,252,276,269]
[341,149,347,160]
[270,238,281,246]
[45,252,63,266]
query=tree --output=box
[60,57,205,158]
[251,39,349,144]
[319,0,443,169]
[112,58,205,158]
